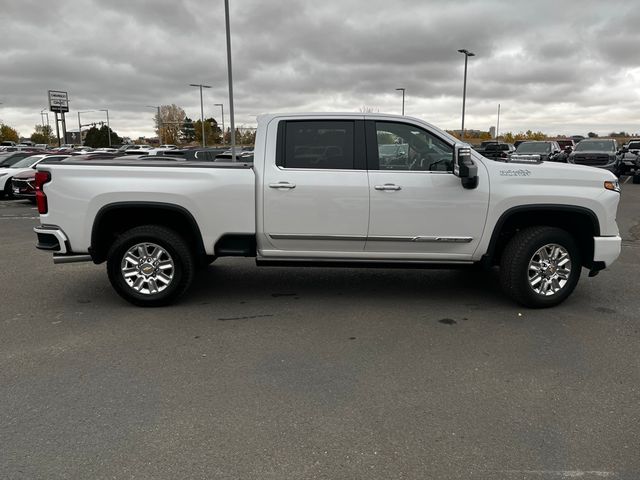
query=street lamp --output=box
[189,83,212,147]
[98,109,111,147]
[395,88,405,116]
[457,48,475,139]
[214,103,224,145]
[224,0,236,159]
[145,105,162,145]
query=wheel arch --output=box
[483,204,600,268]
[90,202,206,264]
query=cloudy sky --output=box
[2,0,639,140]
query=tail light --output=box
[35,171,51,214]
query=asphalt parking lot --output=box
[1,183,639,480]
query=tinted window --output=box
[574,141,615,152]
[516,142,551,153]
[283,121,354,169]
[375,122,453,171]
[39,156,68,164]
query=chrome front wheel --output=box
[528,243,572,296]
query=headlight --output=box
[604,180,621,193]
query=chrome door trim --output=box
[367,236,473,243]
[269,233,367,241]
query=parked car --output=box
[0,151,38,169]
[512,141,566,163]
[619,139,640,182]
[567,139,622,176]
[481,142,516,160]
[556,139,576,154]
[34,112,621,308]
[122,145,152,155]
[0,154,69,198]
[472,140,498,155]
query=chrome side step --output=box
[53,255,93,264]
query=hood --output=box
[570,150,615,155]
[479,153,616,184]
[11,169,36,180]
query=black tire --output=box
[3,180,13,199]
[500,226,581,308]
[633,174,640,184]
[106,225,195,307]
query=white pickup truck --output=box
[33,113,622,308]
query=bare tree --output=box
[154,104,186,145]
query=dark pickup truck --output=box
[480,142,516,160]
[619,140,640,183]
[567,139,622,177]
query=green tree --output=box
[154,104,186,145]
[180,117,196,144]
[0,123,19,143]
[30,124,55,145]
[588,132,599,138]
[193,117,221,146]
[84,125,121,148]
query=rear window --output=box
[281,121,355,169]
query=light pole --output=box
[224,0,236,159]
[214,103,224,145]
[146,105,162,145]
[496,103,501,141]
[395,88,405,115]
[190,83,212,147]
[457,48,475,140]
[99,109,111,147]
[77,110,96,145]
[40,108,50,131]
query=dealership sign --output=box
[48,90,69,113]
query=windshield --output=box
[574,141,615,152]
[516,142,551,154]
[627,142,640,150]
[10,156,42,168]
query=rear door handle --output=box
[269,182,296,189]
[374,184,402,191]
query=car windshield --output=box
[627,142,640,150]
[574,141,615,152]
[10,156,41,168]
[516,143,550,154]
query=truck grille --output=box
[572,154,610,166]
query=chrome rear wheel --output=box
[121,242,175,295]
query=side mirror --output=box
[453,144,478,189]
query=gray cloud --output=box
[1,0,638,140]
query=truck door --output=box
[365,120,489,261]
[262,119,369,255]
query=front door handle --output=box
[269,182,296,189]
[374,183,402,191]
